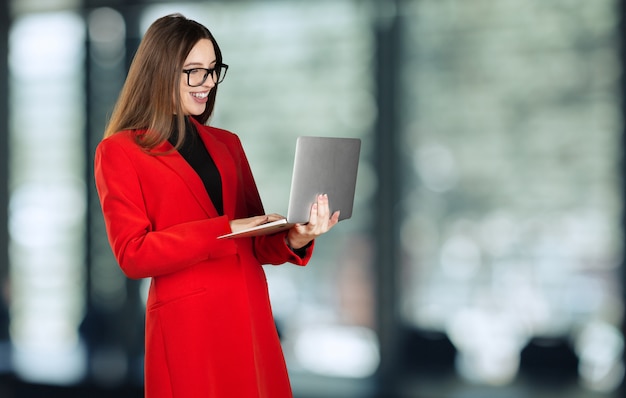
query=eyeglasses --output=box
[182,64,229,87]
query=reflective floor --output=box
[1,373,622,398]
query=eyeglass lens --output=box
[186,66,227,87]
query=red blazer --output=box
[94,119,313,398]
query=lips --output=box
[190,91,209,105]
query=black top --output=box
[169,118,224,215]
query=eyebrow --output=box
[183,60,217,68]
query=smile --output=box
[192,92,209,99]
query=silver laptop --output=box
[218,136,361,239]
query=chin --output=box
[183,106,206,116]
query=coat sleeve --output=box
[255,232,315,266]
[94,137,237,279]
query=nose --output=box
[203,77,216,89]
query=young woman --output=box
[94,13,339,398]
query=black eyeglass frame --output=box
[182,64,229,87]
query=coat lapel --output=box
[152,140,219,218]
[152,119,237,220]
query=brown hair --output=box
[103,13,223,150]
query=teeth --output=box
[192,92,208,99]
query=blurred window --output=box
[399,0,623,391]
[8,11,87,384]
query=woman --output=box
[94,13,339,398]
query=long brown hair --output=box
[103,13,223,150]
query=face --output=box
[180,39,217,115]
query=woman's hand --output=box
[229,213,284,234]
[287,194,340,249]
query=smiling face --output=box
[180,39,217,116]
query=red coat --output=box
[94,119,312,398]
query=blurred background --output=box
[0,0,625,397]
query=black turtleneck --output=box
[169,118,224,215]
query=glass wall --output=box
[8,11,86,384]
[400,0,624,393]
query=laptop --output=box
[218,136,361,239]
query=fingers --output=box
[287,195,340,248]
[305,194,336,233]
[307,202,318,226]
[316,194,330,221]
[266,213,286,222]
[251,215,270,227]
